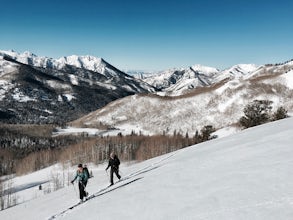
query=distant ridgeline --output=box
[0,51,155,124]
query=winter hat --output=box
[78,164,83,168]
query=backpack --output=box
[114,156,120,166]
[83,166,90,178]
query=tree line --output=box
[1,99,288,177]
[0,125,216,177]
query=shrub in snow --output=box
[239,100,272,128]
[272,106,288,121]
[239,100,289,129]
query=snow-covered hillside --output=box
[137,61,293,96]
[0,50,155,123]
[1,117,293,220]
[71,65,293,135]
[0,57,18,101]
[0,50,155,93]
[140,65,218,96]
[139,63,260,96]
[1,49,292,128]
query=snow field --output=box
[0,117,293,220]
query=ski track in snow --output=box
[48,152,177,219]
[49,177,144,220]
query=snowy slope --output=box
[140,64,260,96]
[141,65,220,96]
[0,57,18,101]
[0,56,18,77]
[138,61,293,96]
[221,64,259,77]
[281,69,293,89]
[0,50,155,93]
[1,117,293,220]
[0,51,155,123]
[71,67,293,136]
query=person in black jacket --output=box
[105,152,121,186]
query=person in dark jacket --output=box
[105,152,121,186]
[71,163,88,202]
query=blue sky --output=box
[1,0,293,71]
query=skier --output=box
[71,164,89,203]
[105,152,121,186]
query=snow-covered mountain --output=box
[0,50,155,82]
[126,70,157,77]
[1,117,293,219]
[1,49,293,127]
[139,64,260,96]
[0,50,155,124]
[221,64,259,77]
[71,61,293,135]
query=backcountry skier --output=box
[71,163,89,202]
[105,152,121,186]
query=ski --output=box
[48,177,143,220]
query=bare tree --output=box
[0,177,17,210]
[0,179,4,210]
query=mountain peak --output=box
[0,50,113,76]
[23,51,37,57]
[0,50,155,124]
[221,63,259,77]
[56,55,103,71]
[190,64,219,74]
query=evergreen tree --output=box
[200,125,216,141]
[239,100,273,128]
[272,106,288,121]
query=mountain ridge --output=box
[0,51,155,124]
[138,63,260,96]
[71,62,293,135]
[0,50,129,78]
[1,49,292,129]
